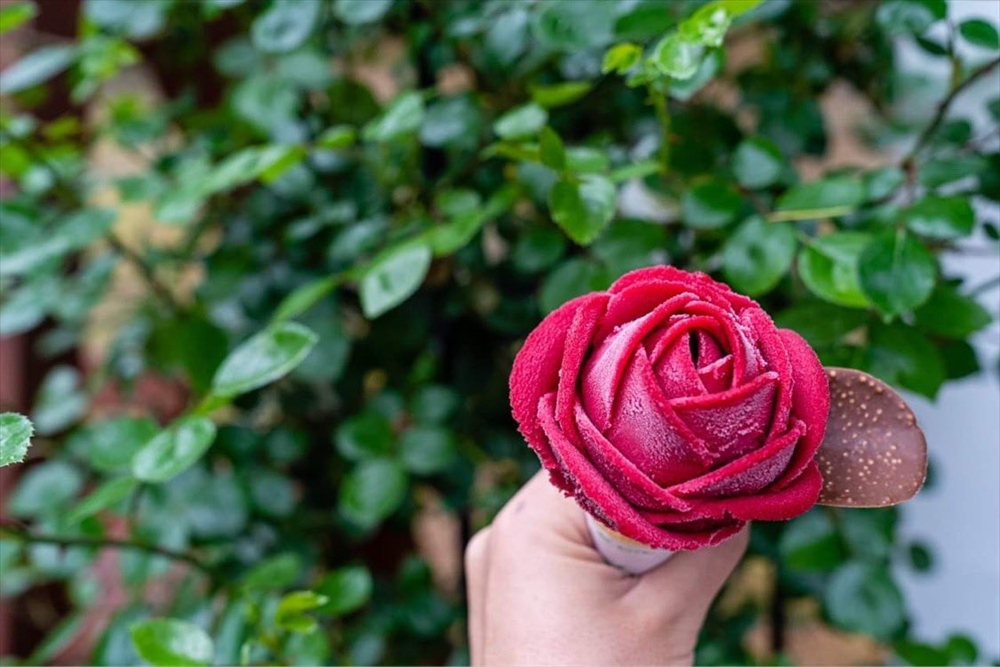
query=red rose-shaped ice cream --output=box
[510,266,830,551]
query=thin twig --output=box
[104,232,185,312]
[0,523,215,576]
[902,55,1000,166]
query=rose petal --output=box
[581,292,700,429]
[685,301,763,382]
[538,394,741,550]
[573,402,692,512]
[709,463,823,521]
[699,355,734,393]
[651,334,706,399]
[608,266,758,313]
[743,308,793,437]
[555,294,610,429]
[671,421,804,498]
[671,371,780,461]
[510,293,607,491]
[601,349,714,484]
[772,329,830,488]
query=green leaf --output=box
[8,460,82,517]
[549,175,617,245]
[251,0,319,53]
[131,417,217,483]
[275,591,330,633]
[774,302,868,348]
[902,196,975,239]
[602,43,642,74]
[529,81,592,109]
[69,417,158,473]
[538,127,566,171]
[317,125,356,150]
[485,7,529,65]
[864,166,905,201]
[531,0,615,52]
[907,542,933,572]
[211,322,318,398]
[858,230,937,317]
[243,553,304,591]
[65,477,138,524]
[825,563,905,639]
[774,176,864,220]
[363,92,424,142]
[779,510,844,572]
[333,0,393,25]
[914,285,991,338]
[650,33,702,80]
[538,258,611,314]
[511,226,567,273]
[958,18,999,49]
[681,0,759,47]
[335,412,395,461]
[0,413,33,467]
[359,242,433,318]
[410,385,459,424]
[0,45,75,95]
[493,103,547,140]
[797,232,871,308]
[400,426,456,475]
[419,96,480,149]
[339,458,408,528]
[272,276,338,323]
[866,323,946,398]
[681,179,742,229]
[721,216,797,296]
[918,155,986,189]
[0,1,37,35]
[130,619,214,667]
[895,640,950,666]
[317,566,373,616]
[876,0,945,35]
[32,366,86,435]
[732,136,785,189]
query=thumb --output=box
[627,526,749,623]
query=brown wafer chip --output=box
[816,367,928,508]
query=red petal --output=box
[598,350,714,485]
[580,292,699,430]
[555,294,610,430]
[743,308,793,438]
[573,403,692,512]
[509,294,607,491]
[671,371,779,462]
[671,421,804,498]
[699,355,734,393]
[608,266,758,313]
[539,395,738,550]
[772,329,830,488]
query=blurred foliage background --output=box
[0,0,998,664]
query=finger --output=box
[465,526,492,666]
[493,472,590,547]
[627,525,750,620]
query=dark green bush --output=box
[0,0,997,664]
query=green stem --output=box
[650,86,672,175]
[0,522,216,577]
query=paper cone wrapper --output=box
[585,513,674,575]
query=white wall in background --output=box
[894,0,1000,656]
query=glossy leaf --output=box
[0,45,76,95]
[902,196,975,239]
[0,1,37,34]
[335,412,395,461]
[251,0,319,53]
[211,322,319,397]
[363,92,425,142]
[400,426,457,474]
[797,232,871,308]
[333,0,393,24]
[317,566,373,616]
[681,179,742,229]
[958,18,999,49]
[914,285,992,339]
[858,230,937,317]
[732,136,785,189]
[131,417,217,483]
[0,412,33,467]
[549,176,617,246]
[493,103,547,140]
[825,563,905,639]
[339,458,408,528]
[130,619,214,667]
[359,242,433,318]
[722,216,797,296]
[774,176,864,220]
[66,477,139,524]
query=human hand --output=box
[465,473,749,666]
